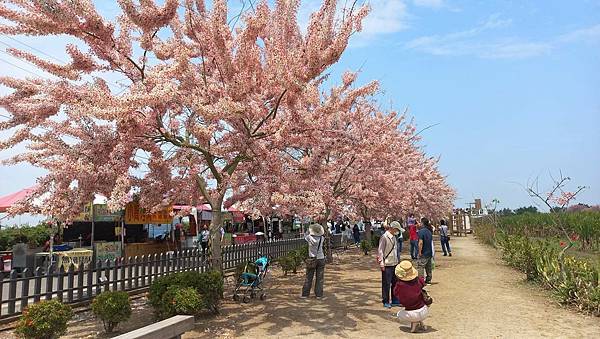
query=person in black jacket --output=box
[352,224,361,246]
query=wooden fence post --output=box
[120,257,127,291]
[33,267,43,303]
[103,259,111,291]
[57,266,65,302]
[66,265,74,303]
[95,260,102,296]
[20,268,30,311]
[112,259,118,291]
[7,270,17,314]
[46,263,55,301]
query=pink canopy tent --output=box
[0,186,37,213]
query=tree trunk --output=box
[362,210,371,242]
[209,197,224,272]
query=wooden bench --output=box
[113,315,195,339]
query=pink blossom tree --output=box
[228,72,455,256]
[0,0,370,267]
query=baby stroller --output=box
[233,255,270,303]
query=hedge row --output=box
[495,234,599,316]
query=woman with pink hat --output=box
[393,260,431,333]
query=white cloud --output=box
[558,24,600,44]
[361,0,409,35]
[405,15,600,59]
[413,0,444,9]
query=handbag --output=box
[422,289,433,306]
[306,236,323,269]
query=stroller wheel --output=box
[259,293,266,301]
[233,294,239,302]
[243,295,251,303]
[250,291,256,299]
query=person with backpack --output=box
[393,260,431,333]
[301,224,326,299]
[439,219,452,256]
[377,221,402,308]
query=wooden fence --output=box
[0,237,305,319]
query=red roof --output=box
[0,186,37,213]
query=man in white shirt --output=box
[378,221,402,308]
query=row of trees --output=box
[0,1,454,266]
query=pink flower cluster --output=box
[0,1,454,223]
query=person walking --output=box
[378,221,402,308]
[396,220,405,260]
[408,214,419,260]
[199,225,210,254]
[301,224,326,299]
[393,260,430,333]
[417,218,433,284]
[439,219,452,256]
[352,223,361,247]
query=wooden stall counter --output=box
[125,242,172,258]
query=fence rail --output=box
[0,237,305,319]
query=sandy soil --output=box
[2,236,598,338]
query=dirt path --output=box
[3,236,598,338]
[187,236,599,338]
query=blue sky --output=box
[1,0,599,225]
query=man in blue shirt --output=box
[417,218,433,284]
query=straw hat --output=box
[390,221,402,231]
[395,260,418,281]
[308,224,324,236]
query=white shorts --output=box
[396,305,429,323]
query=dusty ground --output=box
[3,236,599,338]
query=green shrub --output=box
[91,291,131,333]
[159,286,203,318]
[15,300,73,339]
[148,270,223,319]
[371,234,381,249]
[0,223,52,251]
[360,240,372,255]
[278,255,294,276]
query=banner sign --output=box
[95,241,122,261]
[125,201,172,224]
[75,203,121,222]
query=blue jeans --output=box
[441,236,451,255]
[381,265,400,304]
[397,239,403,259]
[410,240,419,259]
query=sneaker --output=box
[300,295,308,299]
[316,296,324,300]
[383,303,392,309]
[443,253,447,256]
[449,253,452,257]
[391,303,403,307]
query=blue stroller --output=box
[233,256,270,303]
